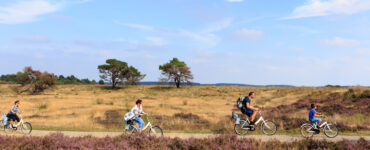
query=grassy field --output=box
[0,84,369,135]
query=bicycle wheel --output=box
[324,124,338,138]
[125,125,138,134]
[21,122,32,135]
[234,120,248,135]
[4,124,13,134]
[149,126,163,137]
[261,120,277,135]
[0,120,4,130]
[300,124,314,138]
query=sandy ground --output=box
[0,130,369,142]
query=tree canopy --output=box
[98,59,145,88]
[159,58,193,88]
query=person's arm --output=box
[131,106,139,116]
[140,106,146,115]
[314,111,322,117]
[10,106,16,114]
[246,103,259,111]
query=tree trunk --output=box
[111,77,116,88]
[175,80,180,88]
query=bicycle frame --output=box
[131,115,153,132]
[244,111,266,126]
[141,121,152,131]
[8,114,24,127]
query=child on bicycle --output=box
[7,100,21,128]
[130,99,146,133]
[309,103,322,130]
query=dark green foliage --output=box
[98,59,145,88]
[98,80,105,85]
[56,75,96,84]
[1,73,97,85]
[0,74,17,83]
[124,66,146,85]
[159,58,193,88]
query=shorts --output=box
[7,113,20,122]
[310,118,321,123]
[241,108,254,117]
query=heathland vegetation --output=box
[0,133,368,150]
[0,58,369,135]
[0,84,368,135]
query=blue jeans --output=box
[311,118,322,127]
[134,117,144,129]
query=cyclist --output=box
[7,100,21,128]
[241,92,259,127]
[130,99,146,133]
[309,103,322,130]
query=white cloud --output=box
[113,38,139,45]
[226,0,244,2]
[124,23,157,31]
[232,28,264,40]
[202,18,232,33]
[319,37,360,47]
[355,48,370,55]
[283,0,370,19]
[14,35,50,43]
[146,37,168,46]
[0,0,62,24]
[119,21,223,46]
[180,30,220,45]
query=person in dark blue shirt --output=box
[241,92,259,126]
[309,103,322,129]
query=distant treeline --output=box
[0,74,104,85]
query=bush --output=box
[16,67,56,94]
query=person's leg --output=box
[250,110,256,123]
[15,115,20,123]
[134,117,144,132]
[7,114,14,127]
[315,118,322,128]
[311,118,321,129]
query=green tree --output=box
[123,66,146,85]
[159,58,193,88]
[98,80,105,85]
[98,59,128,88]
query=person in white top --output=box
[130,99,146,132]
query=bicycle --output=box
[0,115,4,131]
[4,112,32,135]
[232,110,277,135]
[125,114,163,137]
[300,115,338,138]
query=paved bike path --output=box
[1,130,369,142]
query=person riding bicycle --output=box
[7,100,21,128]
[309,103,322,130]
[130,99,146,133]
[241,92,259,127]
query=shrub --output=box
[0,133,368,150]
[16,67,56,94]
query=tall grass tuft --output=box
[38,104,48,110]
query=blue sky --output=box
[1,0,370,86]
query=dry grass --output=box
[0,84,368,133]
